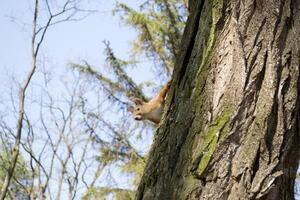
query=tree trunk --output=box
[136,0,300,199]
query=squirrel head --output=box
[128,98,146,121]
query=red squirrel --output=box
[128,81,171,124]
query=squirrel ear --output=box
[128,106,134,113]
[132,98,144,105]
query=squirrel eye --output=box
[137,108,140,111]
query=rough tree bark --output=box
[136,0,300,199]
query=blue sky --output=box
[0,0,159,106]
[0,1,135,76]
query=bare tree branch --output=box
[0,0,97,198]
[0,0,39,198]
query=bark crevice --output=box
[136,0,300,199]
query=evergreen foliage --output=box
[114,0,188,75]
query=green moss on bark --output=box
[188,0,227,179]
[191,110,232,178]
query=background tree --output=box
[113,0,188,75]
[136,0,300,199]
